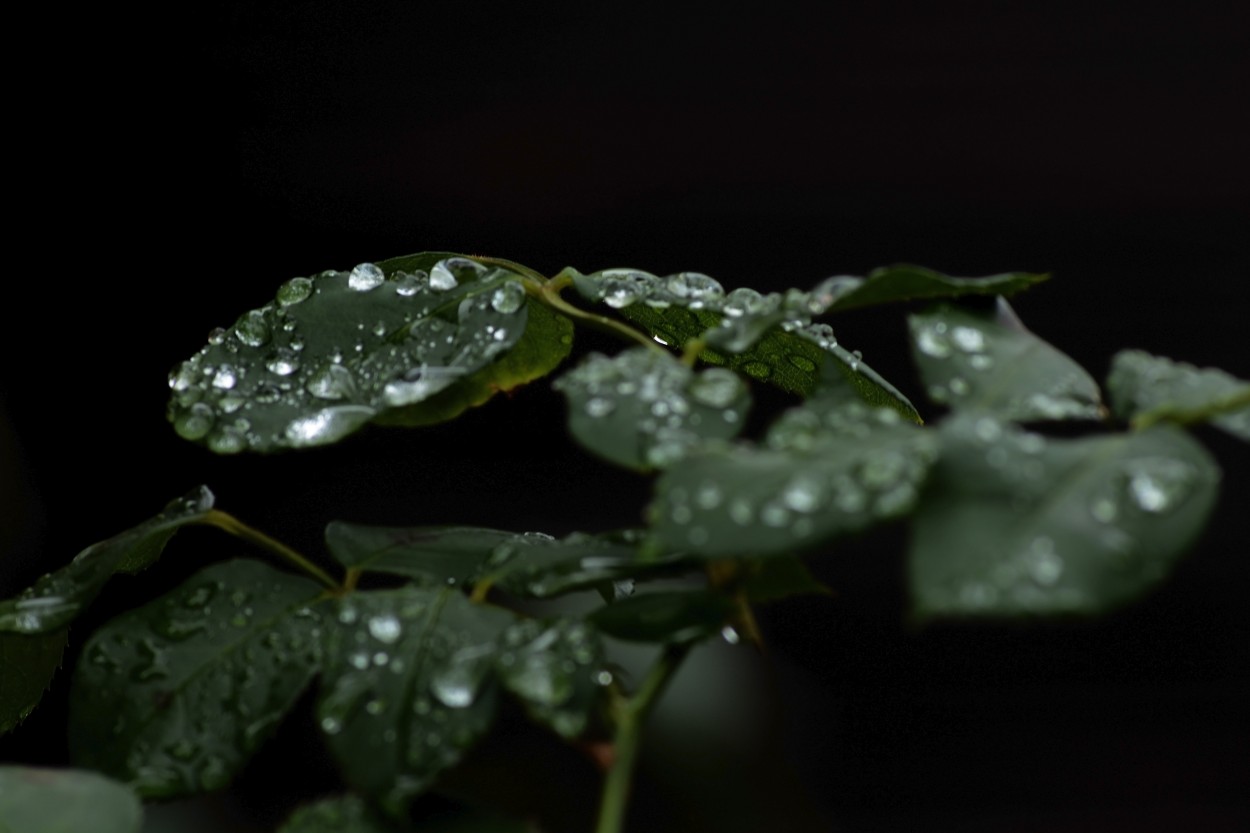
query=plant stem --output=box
[595,642,692,833]
[202,510,341,592]
[536,271,669,355]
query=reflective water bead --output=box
[348,263,385,291]
[276,276,313,306]
[234,310,271,348]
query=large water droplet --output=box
[1126,458,1196,514]
[367,614,402,644]
[665,271,724,300]
[211,365,239,390]
[277,277,313,306]
[234,310,271,348]
[429,261,461,291]
[348,263,385,291]
[688,368,744,408]
[306,363,357,400]
[266,349,300,376]
[950,325,986,353]
[430,647,492,708]
[491,281,526,314]
[284,405,376,447]
[174,402,216,440]
[782,474,824,513]
[393,270,428,296]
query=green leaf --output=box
[0,767,142,833]
[277,795,398,833]
[569,268,920,421]
[318,588,607,816]
[908,416,1220,619]
[0,630,68,735]
[0,487,214,635]
[166,254,563,453]
[819,265,1048,313]
[326,523,696,598]
[909,299,1104,420]
[736,557,833,605]
[589,590,732,643]
[1107,350,1250,440]
[68,560,326,797]
[553,347,751,470]
[648,399,938,557]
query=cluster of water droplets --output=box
[553,348,750,468]
[167,259,529,451]
[495,618,605,738]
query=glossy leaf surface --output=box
[0,630,68,735]
[1107,350,1250,440]
[319,588,607,815]
[0,487,214,635]
[820,265,1048,313]
[909,416,1220,618]
[0,767,142,833]
[69,560,326,797]
[649,400,938,557]
[909,299,1104,420]
[327,523,695,598]
[570,268,920,421]
[167,254,562,452]
[554,348,751,469]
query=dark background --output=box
[3,2,1248,831]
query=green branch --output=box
[202,510,341,592]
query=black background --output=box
[2,2,1248,831]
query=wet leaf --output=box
[648,399,938,557]
[0,630,68,735]
[1107,350,1250,440]
[553,348,751,470]
[68,560,326,797]
[569,268,919,421]
[167,254,561,453]
[909,416,1220,618]
[326,523,695,598]
[819,265,1048,313]
[319,589,607,816]
[0,487,214,635]
[277,794,397,833]
[0,766,142,833]
[589,590,732,643]
[909,299,1104,421]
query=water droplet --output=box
[285,405,375,447]
[781,474,824,513]
[951,326,986,353]
[760,503,790,527]
[948,376,970,396]
[429,650,490,709]
[916,325,952,358]
[320,716,343,735]
[695,481,723,509]
[585,397,615,418]
[211,365,239,390]
[594,670,614,686]
[1090,496,1118,523]
[1023,536,1064,586]
[265,349,300,376]
[368,614,402,644]
[787,353,817,373]
[234,310,271,348]
[348,263,385,291]
[665,271,724,299]
[849,350,863,372]
[429,261,461,291]
[721,625,741,645]
[174,402,215,440]
[306,363,357,400]
[688,368,744,408]
[277,277,313,306]
[742,361,771,380]
[393,270,428,296]
[1125,458,1196,514]
[491,281,526,314]
[207,426,246,454]
[729,497,754,525]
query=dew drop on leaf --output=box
[348,263,385,292]
[276,276,313,306]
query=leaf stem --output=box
[680,337,706,368]
[595,642,691,833]
[202,510,341,592]
[536,271,668,355]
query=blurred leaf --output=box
[648,400,938,557]
[736,557,832,605]
[553,348,750,470]
[909,299,1103,420]
[326,523,696,598]
[589,590,732,643]
[277,794,399,833]
[0,487,214,635]
[1107,350,1250,440]
[821,265,1048,313]
[0,630,68,735]
[68,560,326,797]
[0,766,142,833]
[319,588,607,816]
[167,254,560,452]
[569,268,919,421]
[909,416,1220,618]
